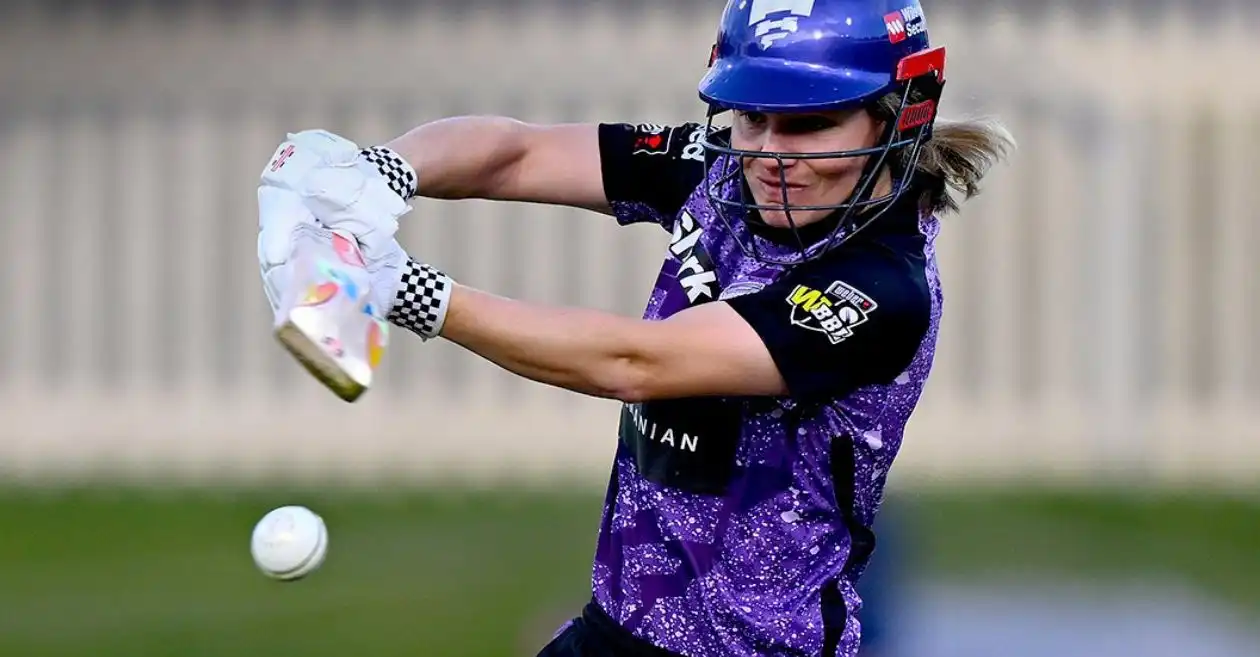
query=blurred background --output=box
[1,1,1258,656]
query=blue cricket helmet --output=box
[700,0,936,112]
[696,0,947,265]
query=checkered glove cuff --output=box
[387,259,453,340]
[358,146,418,200]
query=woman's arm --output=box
[384,117,612,214]
[437,284,789,402]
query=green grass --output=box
[0,485,1256,657]
[896,488,1260,610]
[0,486,602,657]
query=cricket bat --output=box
[272,228,389,402]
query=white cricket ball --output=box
[250,505,328,581]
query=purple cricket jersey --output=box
[578,123,943,657]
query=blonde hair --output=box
[876,93,1016,215]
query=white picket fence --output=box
[0,4,1255,488]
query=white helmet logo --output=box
[747,0,817,48]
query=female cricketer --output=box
[256,1,1014,654]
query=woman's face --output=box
[729,108,885,228]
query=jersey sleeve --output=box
[723,251,931,402]
[598,122,709,230]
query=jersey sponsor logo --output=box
[670,210,717,302]
[631,123,707,161]
[631,124,674,156]
[786,280,877,344]
[618,397,743,494]
[624,402,701,453]
[748,0,816,48]
[680,124,709,163]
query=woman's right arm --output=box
[383,117,612,214]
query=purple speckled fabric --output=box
[588,157,943,657]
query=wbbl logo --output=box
[786,280,877,344]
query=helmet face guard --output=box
[696,0,947,265]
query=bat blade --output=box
[273,230,389,402]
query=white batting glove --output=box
[257,184,321,321]
[258,129,454,339]
[257,185,414,323]
[260,129,415,266]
